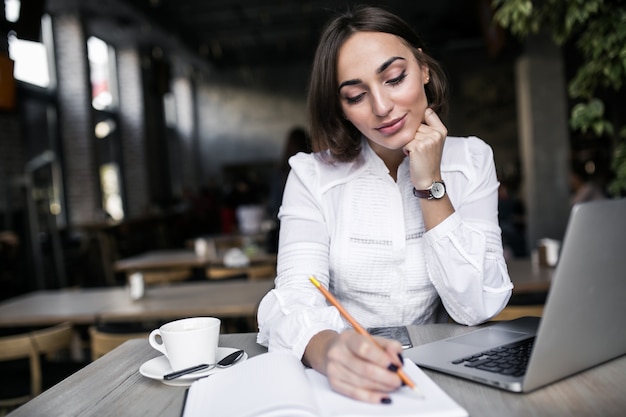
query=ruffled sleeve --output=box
[257,153,347,358]
[424,136,513,325]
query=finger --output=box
[329,376,395,405]
[328,357,402,396]
[422,108,447,137]
[343,334,404,389]
[375,337,404,366]
[346,332,397,367]
[423,108,441,127]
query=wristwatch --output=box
[413,180,446,200]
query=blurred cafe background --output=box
[0,0,624,298]
[0,1,624,410]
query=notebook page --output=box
[306,359,468,417]
[182,352,318,417]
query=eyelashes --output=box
[387,71,407,86]
[344,71,408,105]
[346,93,365,104]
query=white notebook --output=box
[182,351,467,417]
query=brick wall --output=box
[172,73,197,192]
[0,112,23,213]
[52,13,101,225]
[117,47,149,218]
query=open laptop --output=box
[405,198,626,393]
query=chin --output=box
[387,133,414,149]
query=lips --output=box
[375,115,406,135]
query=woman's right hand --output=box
[303,329,405,404]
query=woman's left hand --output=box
[403,108,448,189]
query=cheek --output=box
[398,81,428,107]
[343,106,369,128]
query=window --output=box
[7,34,50,88]
[100,163,124,221]
[88,36,124,220]
[87,36,117,110]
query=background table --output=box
[113,249,277,272]
[0,287,129,327]
[113,248,278,284]
[506,258,553,295]
[0,281,275,328]
[8,324,625,417]
[99,280,274,323]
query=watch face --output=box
[431,182,445,199]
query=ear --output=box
[415,49,430,84]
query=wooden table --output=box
[8,324,625,417]
[0,281,275,328]
[0,287,129,327]
[99,280,275,323]
[113,249,277,272]
[113,249,210,272]
[506,258,553,295]
[115,252,547,289]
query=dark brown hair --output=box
[280,127,310,171]
[307,5,448,162]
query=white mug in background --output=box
[538,238,561,267]
[236,204,264,235]
[148,317,221,371]
[194,238,207,257]
[128,272,144,300]
[194,238,216,259]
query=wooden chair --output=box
[89,326,149,361]
[0,323,74,413]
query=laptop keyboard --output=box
[451,337,535,377]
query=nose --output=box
[370,87,393,117]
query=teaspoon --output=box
[217,349,244,368]
[163,349,245,380]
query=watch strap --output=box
[412,187,431,198]
[413,180,445,200]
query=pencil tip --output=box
[412,386,425,398]
[309,276,320,287]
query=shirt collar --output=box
[361,137,410,179]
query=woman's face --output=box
[337,31,429,153]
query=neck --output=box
[367,140,405,181]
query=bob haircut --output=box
[307,5,449,162]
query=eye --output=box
[386,71,407,86]
[345,93,366,105]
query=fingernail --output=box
[397,353,404,365]
[387,363,399,372]
[381,397,392,404]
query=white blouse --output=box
[257,136,513,359]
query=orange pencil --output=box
[309,275,423,397]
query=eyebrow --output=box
[338,56,406,91]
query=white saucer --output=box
[139,347,248,386]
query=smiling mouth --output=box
[375,115,406,134]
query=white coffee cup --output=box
[194,238,216,259]
[128,272,144,300]
[148,317,221,371]
[538,238,561,267]
[236,204,264,235]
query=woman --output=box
[257,5,512,404]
